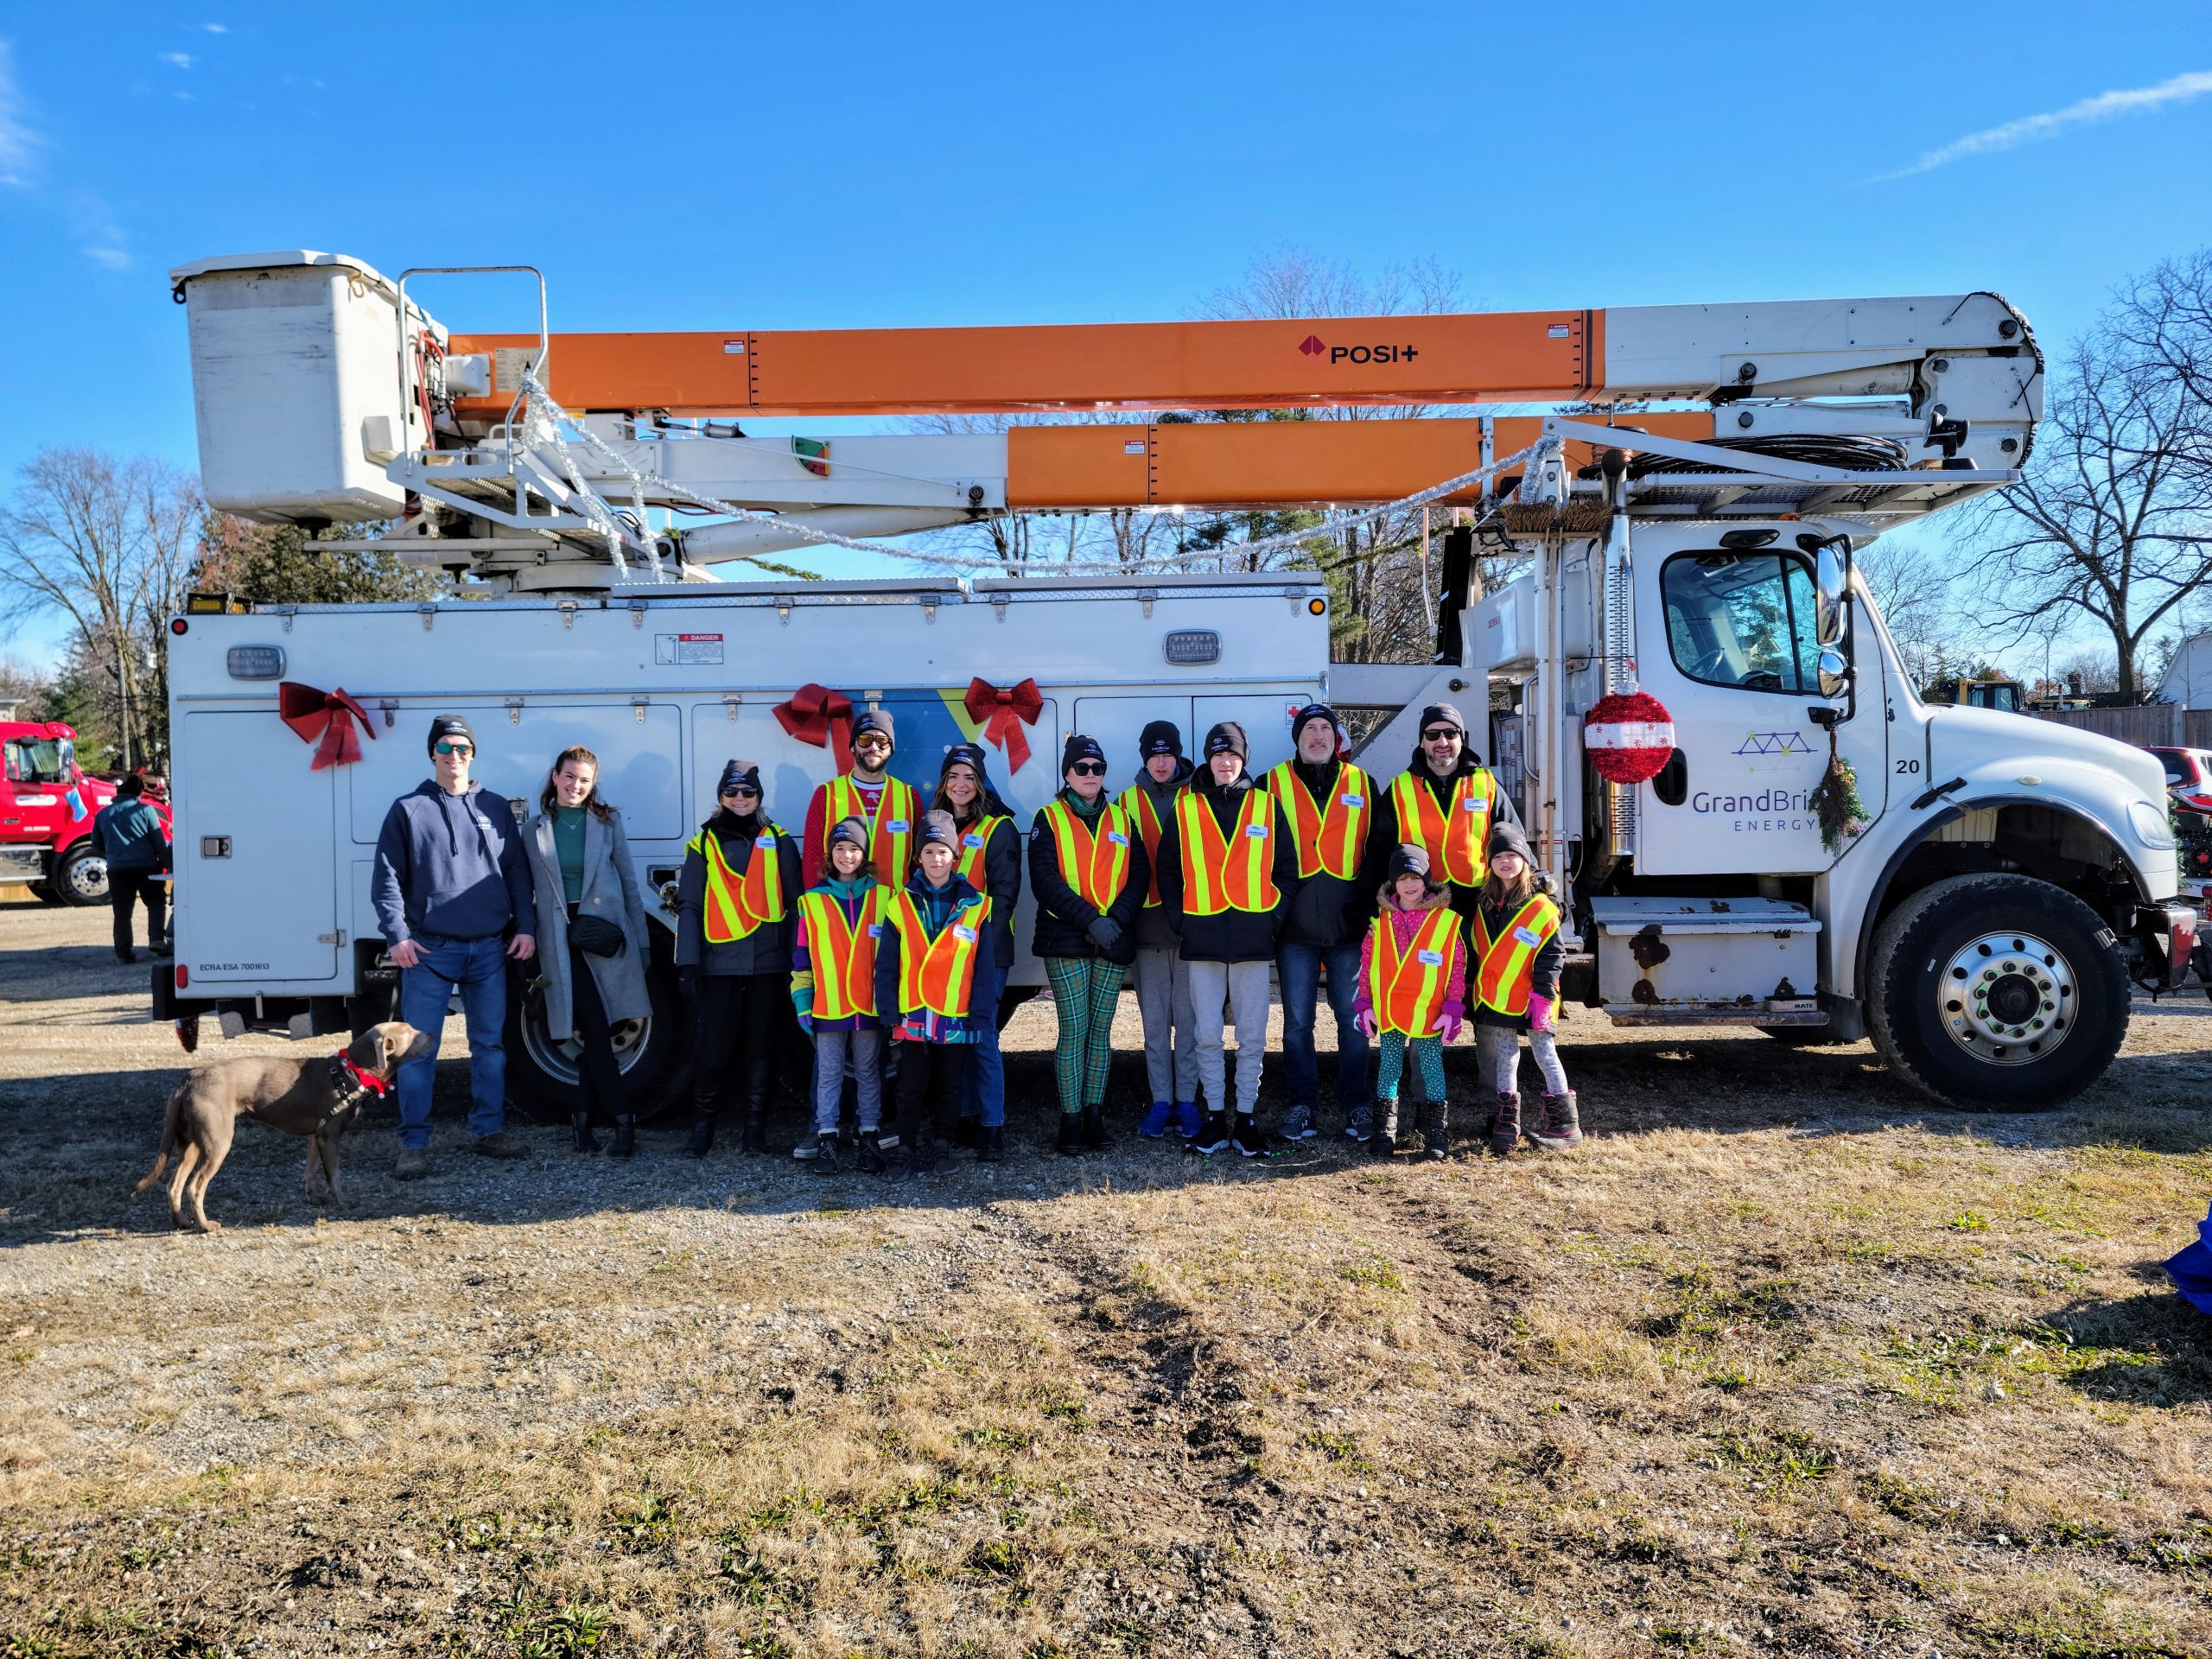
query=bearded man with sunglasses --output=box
[1364,703,1522,925]
[372,715,537,1178]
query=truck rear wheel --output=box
[1866,873,2129,1109]
[504,955,685,1125]
[52,842,108,906]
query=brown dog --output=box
[135,1021,432,1232]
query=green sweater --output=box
[552,805,588,904]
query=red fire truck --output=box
[0,720,132,905]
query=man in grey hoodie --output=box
[372,715,537,1177]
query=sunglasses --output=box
[721,785,760,798]
[1421,728,1461,742]
[854,734,891,748]
[1069,760,1107,776]
[435,741,474,756]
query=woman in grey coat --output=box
[524,746,652,1156]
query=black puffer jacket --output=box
[675,808,800,976]
[1027,788,1147,965]
[1270,757,1376,950]
[1154,769,1298,964]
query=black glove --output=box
[1085,916,1122,952]
[677,964,701,1006]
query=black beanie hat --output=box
[1062,734,1106,773]
[1137,719,1185,760]
[717,757,762,798]
[1487,820,1535,866]
[1203,721,1249,761]
[940,741,991,782]
[918,809,961,850]
[1418,702,1467,737]
[827,814,871,855]
[1387,842,1433,882]
[427,714,477,757]
[1291,702,1344,753]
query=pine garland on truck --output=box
[1810,744,1867,853]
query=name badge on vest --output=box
[1341,793,1364,808]
[1417,948,1445,966]
[757,830,776,844]
[963,833,985,849]
[1107,830,1128,846]
[887,819,910,834]
[867,923,885,938]
[1513,925,1544,947]
[1243,823,1268,839]
[952,925,977,944]
[1462,796,1484,812]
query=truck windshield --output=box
[3,738,68,785]
[1662,551,1818,695]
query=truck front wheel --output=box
[504,956,686,1125]
[51,842,109,906]
[1866,874,2129,1109]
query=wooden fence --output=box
[2021,705,2212,750]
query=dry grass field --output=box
[2,889,2209,1658]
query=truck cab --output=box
[0,721,121,906]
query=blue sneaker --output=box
[1173,1100,1202,1139]
[1140,1100,1173,1140]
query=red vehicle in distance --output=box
[0,720,162,906]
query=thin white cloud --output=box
[159,50,195,68]
[1872,69,2212,181]
[73,193,130,271]
[197,22,227,32]
[0,41,38,188]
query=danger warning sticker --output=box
[654,632,725,665]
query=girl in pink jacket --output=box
[1352,843,1469,1160]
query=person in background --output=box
[1266,702,1375,1143]
[1351,844,1467,1160]
[801,709,918,890]
[1120,721,1200,1141]
[937,741,1020,1161]
[1155,721,1296,1159]
[791,815,888,1175]
[1366,702,1518,919]
[1028,734,1147,1156]
[523,745,652,1159]
[677,759,800,1157]
[371,715,537,1179]
[1468,822,1576,1155]
[874,810,991,1176]
[92,772,169,964]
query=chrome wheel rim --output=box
[1937,931,2075,1066]
[521,1004,651,1086]
[64,852,108,902]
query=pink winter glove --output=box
[1437,1001,1465,1044]
[1528,993,1555,1033]
[1355,1008,1380,1041]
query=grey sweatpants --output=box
[812,1027,885,1135]
[1134,945,1200,1104]
[1474,1022,1570,1096]
[1186,958,1271,1118]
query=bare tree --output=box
[0,448,202,767]
[1855,536,1963,690]
[1959,259,2212,702]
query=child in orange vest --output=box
[791,816,887,1175]
[874,810,990,1176]
[1352,844,1468,1160]
[1469,822,1576,1154]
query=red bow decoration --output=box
[774,683,855,772]
[963,677,1044,772]
[278,681,377,771]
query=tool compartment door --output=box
[177,711,339,982]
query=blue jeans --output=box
[1277,939,1371,1114]
[963,950,1008,1128]
[396,933,509,1147]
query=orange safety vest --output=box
[1470,893,1562,1018]
[1041,797,1134,912]
[797,884,882,1020]
[822,774,919,886]
[1268,760,1372,880]
[692,822,788,943]
[1174,787,1280,915]
[1117,784,1177,907]
[953,813,1010,889]
[1390,768,1498,888]
[1366,905,1463,1036]
[889,890,992,1019]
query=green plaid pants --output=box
[1045,955,1125,1116]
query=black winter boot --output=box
[1081,1103,1113,1150]
[980,1126,1006,1163]
[1487,1092,1522,1157]
[1058,1113,1084,1157]
[608,1115,637,1160]
[739,1103,770,1157]
[570,1112,600,1154]
[1423,1098,1451,1162]
[683,1110,716,1158]
[1533,1090,1584,1151]
[1368,1097,1400,1158]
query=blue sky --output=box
[2,3,2209,664]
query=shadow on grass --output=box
[2043,1286,2212,1408]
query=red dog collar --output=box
[336,1052,391,1096]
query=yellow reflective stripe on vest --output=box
[892,891,991,1019]
[798,885,880,1020]
[1118,785,1169,908]
[1367,905,1462,1036]
[825,774,919,886]
[1471,893,1560,1017]
[1390,769,1496,887]
[953,814,1007,887]
[1175,788,1279,915]
[694,824,787,943]
[1044,798,1133,912]
[1268,761,1370,880]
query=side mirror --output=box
[1813,537,1850,648]
[1817,646,1852,700]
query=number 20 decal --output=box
[1896,759,1921,774]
